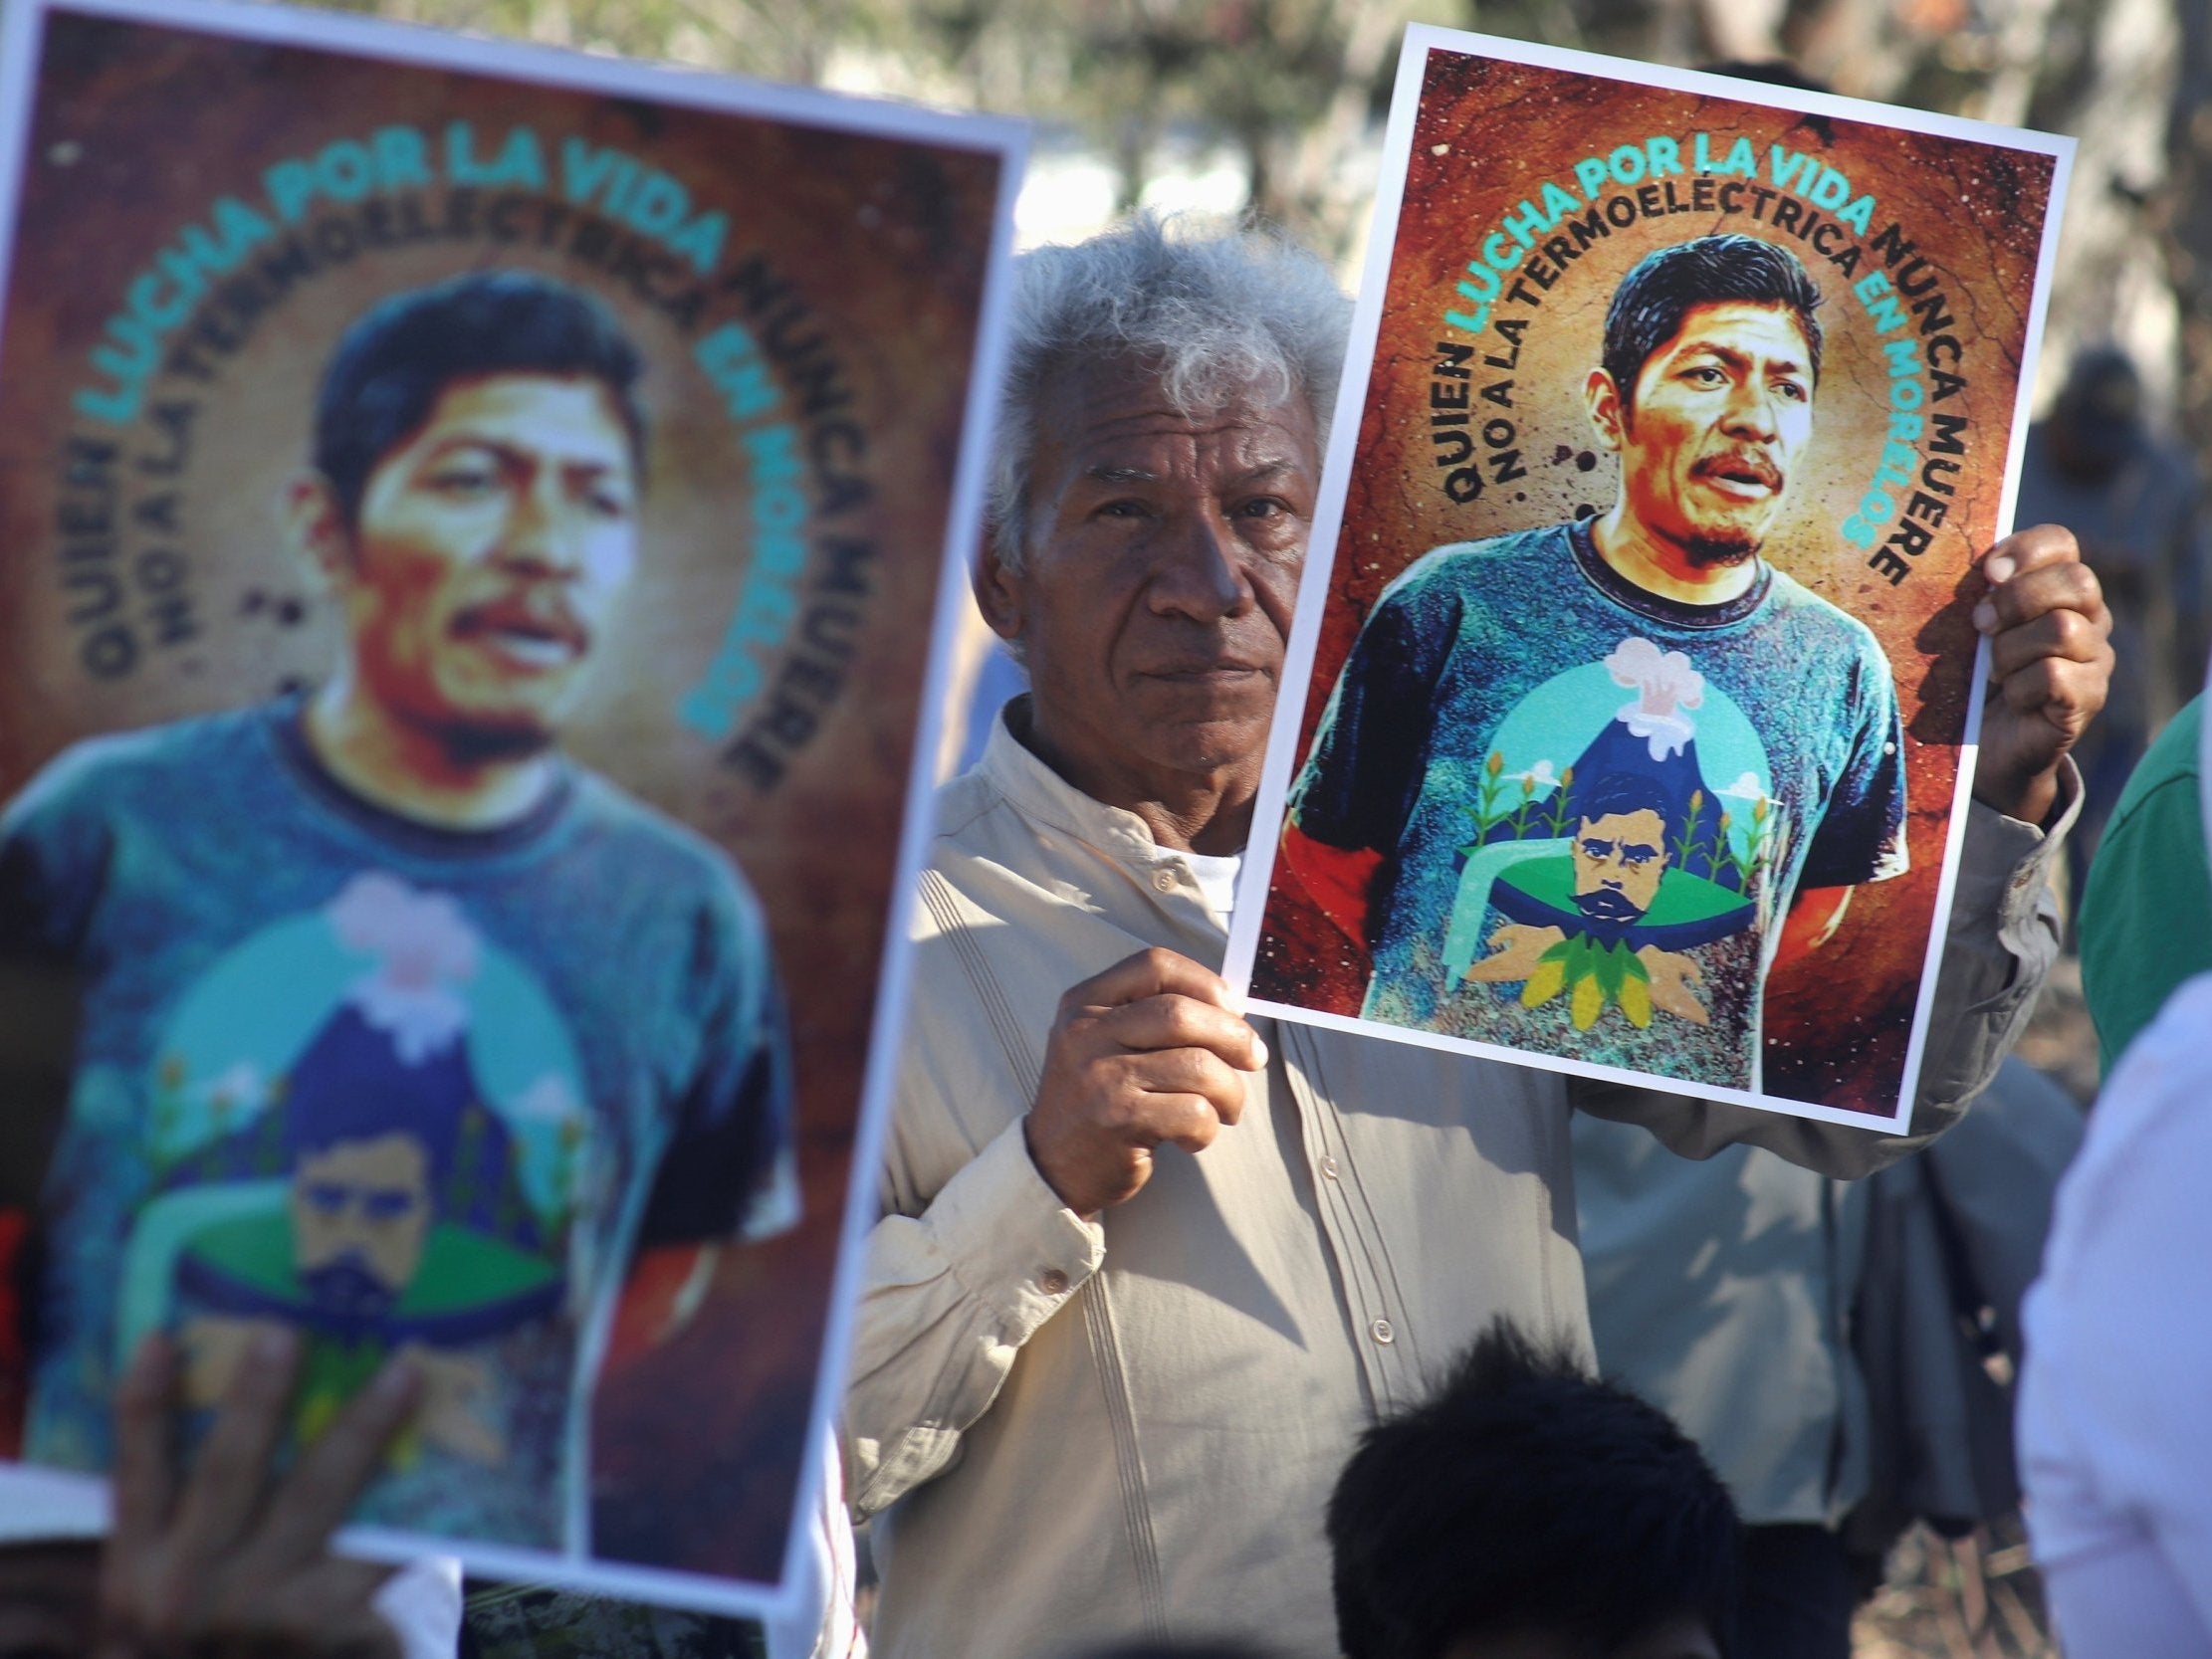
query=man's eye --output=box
[305,1183,350,1215]
[1235,498,1288,519]
[362,1190,419,1222]
[1682,365,1724,386]
[1622,845,1659,867]
[428,468,498,496]
[1098,500,1149,518]
[584,488,634,519]
[1581,839,1615,860]
[1775,379,1810,401]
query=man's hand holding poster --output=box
[0,0,1019,1616]
[1225,27,2073,1127]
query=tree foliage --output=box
[257,0,2212,430]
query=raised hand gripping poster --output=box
[0,0,1019,1615]
[1223,27,2070,1128]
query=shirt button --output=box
[1371,1318,1394,1346]
[1152,869,1178,894]
[1040,1268,1070,1296]
[1320,1155,1341,1180]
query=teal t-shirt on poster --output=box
[0,699,796,1549]
[1292,521,1907,1092]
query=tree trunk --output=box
[1692,0,1785,63]
[526,0,572,44]
[2031,0,2183,421]
[1271,0,1413,258]
[2166,0,2212,454]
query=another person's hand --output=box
[1973,522,2112,825]
[97,1329,419,1659]
[1024,947,1268,1217]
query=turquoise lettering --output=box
[697,322,781,421]
[670,210,728,276]
[1809,164,1852,211]
[1501,198,1550,249]
[1539,181,1581,220]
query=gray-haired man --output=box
[843,215,2106,1659]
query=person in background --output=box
[2014,345,2207,883]
[2077,687,2211,1073]
[1328,1320,1738,1659]
[2019,701,2212,1653]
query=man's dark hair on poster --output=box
[312,269,650,529]
[1603,235,1825,416]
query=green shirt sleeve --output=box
[2080,701,2212,1076]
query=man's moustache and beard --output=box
[1574,887,1651,929]
[1680,448,1784,568]
[433,594,588,763]
[301,1253,403,1337]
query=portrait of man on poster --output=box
[1284,233,1907,1089]
[0,268,797,1549]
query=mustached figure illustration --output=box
[1451,638,1778,1030]
[159,874,568,1464]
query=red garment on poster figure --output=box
[1277,824,1384,952]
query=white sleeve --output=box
[2021,972,2212,1656]
[371,1556,463,1659]
[842,1118,1103,1518]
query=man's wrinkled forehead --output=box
[1031,354,1318,488]
[1041,351,1285,438]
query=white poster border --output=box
[0,0,1026,1620]
[1222,23,2074,1133]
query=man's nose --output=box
[1150,507,1252,619]
[1722,379,1780,440]
[501,474,587,573]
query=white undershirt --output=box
[1179,850,1243,920]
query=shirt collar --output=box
[1568,515,1774,630]
[978,697,1174,863]
[975,697,1235,922]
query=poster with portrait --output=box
[1223,26,2070,1128]
[0,0,1019,1616]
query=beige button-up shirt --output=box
[846,711,2060,1659]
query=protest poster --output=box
[0,0,1020,1614]
[1223,26,2071,1128]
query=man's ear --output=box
[973,524,1026,648]
[1584,367,1628,452]
[286,474,351,589]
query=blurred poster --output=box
[1224,26,2069,1128]
[0,0,1019,1616]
